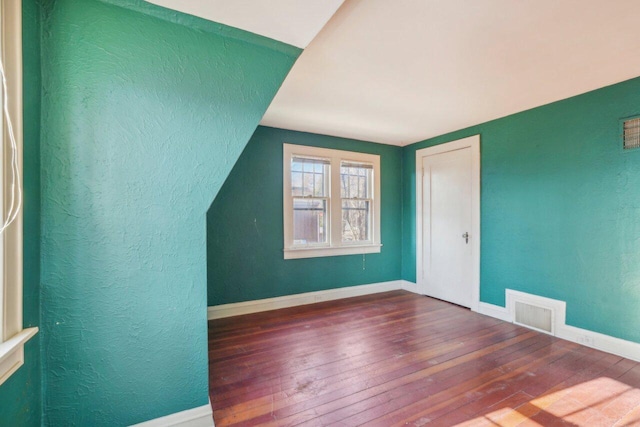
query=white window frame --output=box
[0,0,38,387]
[283,143,382,260]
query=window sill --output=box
[0,327,38,387]
[284,244,382,260]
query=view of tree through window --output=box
[284,144,381,259]
[340,161,373,242]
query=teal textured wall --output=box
[0,0,42,425]
[39,0,298,425]
[207,126,403,306]
[402,77,640,344]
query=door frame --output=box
[415,135,481,312]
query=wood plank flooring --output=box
[208,290,640,426]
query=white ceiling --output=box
[149,0,640,146]
[261,0,640,145]
[145,0,344,48]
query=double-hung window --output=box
[0,0,37,387]
[283,144,381,259]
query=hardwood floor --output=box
[208,291,640,426]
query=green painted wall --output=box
[0,0,42,425]
[5,1,639,423]
[402,76,640,344]
[39,0,299,425]
[207,126,403,306]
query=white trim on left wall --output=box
[0,0,37,389]
[208,280,420,320]
[130,400,214,427]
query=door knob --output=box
[462,232,469,244]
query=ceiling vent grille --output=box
[623,117,640,150]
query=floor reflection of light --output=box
[281,317,378,381]
[454,377,640,426]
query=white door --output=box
[421,147,473,307]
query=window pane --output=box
[341,162,373,199]
[314,174,324,197]
[303,161,314,172]
[342,200,370,242]
[293,198,328,245]
[303,173,314,196]
[292,157,329,197]
[340,167,349,198]
[291,172,303,196]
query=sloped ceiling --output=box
[149,0,640,146]
[144,0,345,48]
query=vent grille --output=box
[623,117,640,150]
[514,301,553,334]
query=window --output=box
[291,156,330,246]
[340,161,373,243]
[283,144,381,259]
[0,0,37,387]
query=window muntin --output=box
[291,156,330,198]
[283,144,381,259]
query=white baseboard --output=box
[131,401,214,427]
[476,300,640,363]
[557,324,640,363]
[400,280,420,294]
[208,280,406,320]
[476,302,513,323]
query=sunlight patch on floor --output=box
[455,377,640,426]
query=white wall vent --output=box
[514,301,553,333]
[506,290,566,336]
[623,117,640,150]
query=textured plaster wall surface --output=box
[402,76,640,344]
[39,0,299,425]
[207,126,403,306]
[0,0,42,425]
